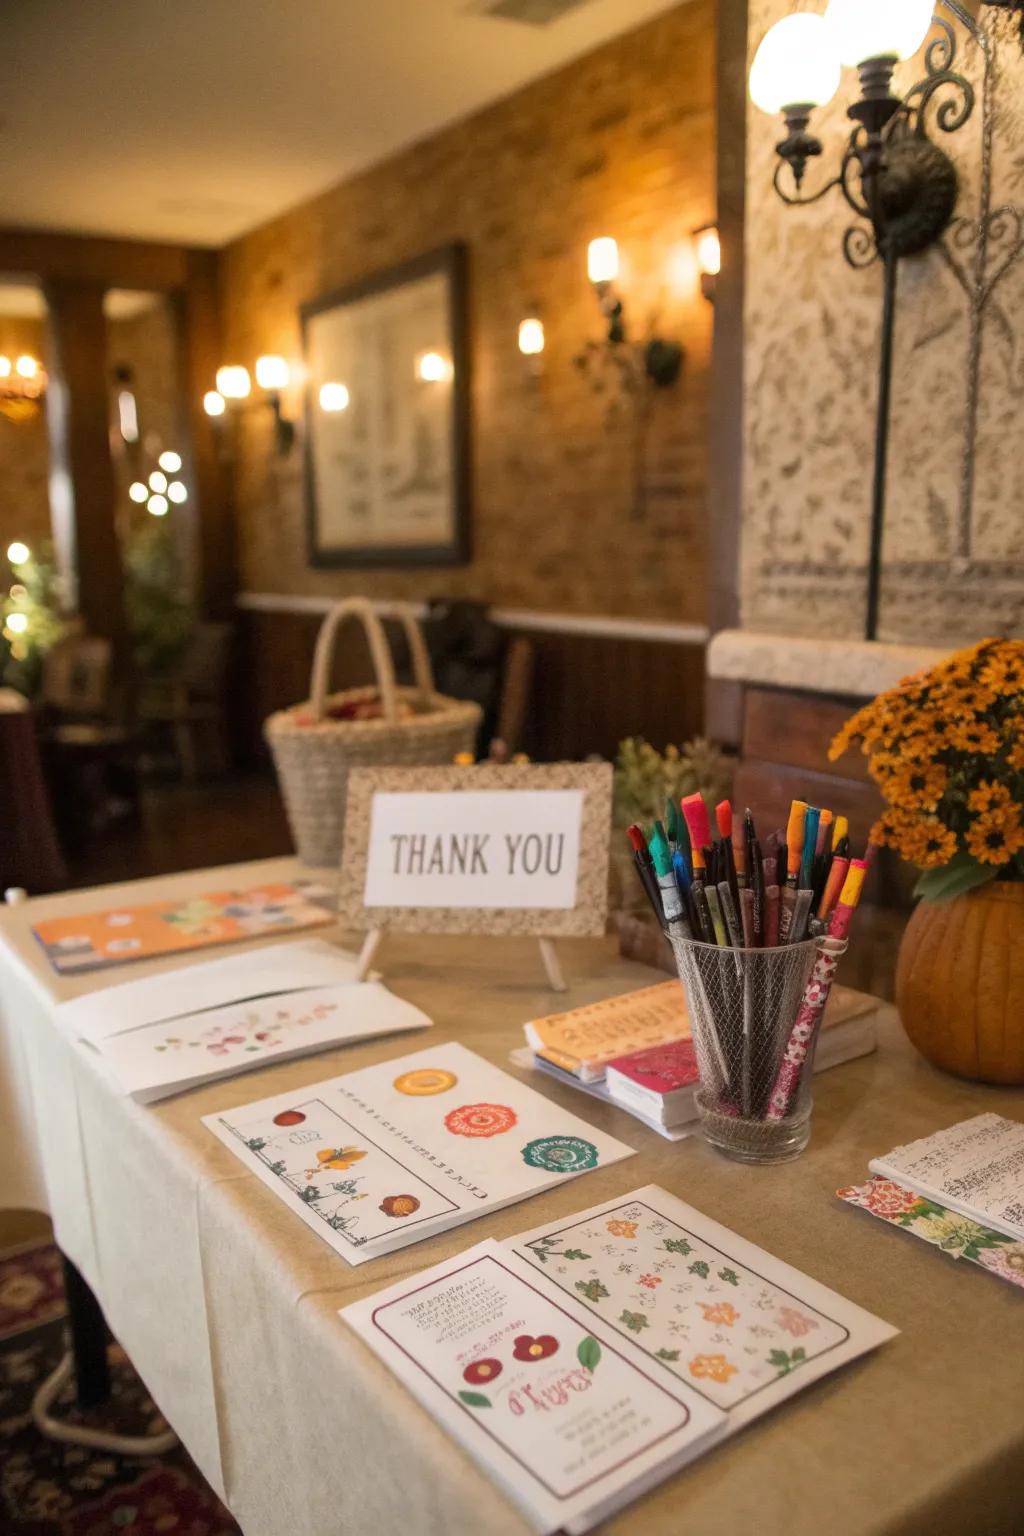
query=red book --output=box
[604,1038,700,1127]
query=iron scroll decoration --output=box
[764,3,1024,641]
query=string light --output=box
[6,541,29,565]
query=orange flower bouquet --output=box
[829,638,1024,901]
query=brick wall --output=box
[220,0,715,624]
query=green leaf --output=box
[577,1336,601,1371]
[458,1390,491,1409]
[563,1249,590,1261]
[914,853,996,904]
[655,1347,681,1362]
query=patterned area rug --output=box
[0,1240,240,1534]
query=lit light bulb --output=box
[158,450,182,473]
[825,0,933,66]
[255,354,290,390]
[117,389,139,444]
[6,541,29,565]
[149,470,168,493]
[6,612,28,634]
[749,13,840,114]
[148,494,169,517]
[168,481,188,504]
[416,351,451,383]
[15,355,37,379]
[696,227,721,277]
[0,357,10,379]
[215,365,251,399]
[319,381,350,412]
[129,482,149,504]
[587,237,619,285]
[518,318,545,357]
[203,390,226,417]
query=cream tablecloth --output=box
[1,857,1022,1535]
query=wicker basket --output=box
[265,598,482,866]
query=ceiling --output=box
[0,0,684,249]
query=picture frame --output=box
[301,243,470,568]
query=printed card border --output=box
[222,1096,460,1248]
[370,1251,691,1501]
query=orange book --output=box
[524,980,689,1083]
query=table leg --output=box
[61,1255,110,1408]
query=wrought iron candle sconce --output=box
[751,0,1024,641]
[577,237,684,392]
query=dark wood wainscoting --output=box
[234,607,707,766]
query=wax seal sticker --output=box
[521,1135,599,1173]
[393,1068,458,1096]
[379,1194,420,1218]
[443,1103,517,1138]
[273,1109,306,1127]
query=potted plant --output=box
[830,638,1024,1083]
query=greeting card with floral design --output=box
[34,879,336,976]
[341,1239,724,1534]
[91,980,431,1104]
[204,1042,634,1265]
[509,1184,896,1436]
[837,1175,1024,1290]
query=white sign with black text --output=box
[363,789,583,910]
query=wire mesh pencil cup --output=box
[669,934,835,1164]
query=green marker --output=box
[648,824,691,936]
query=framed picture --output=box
[301,243,470,568]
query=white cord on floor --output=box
[31,1350,179,1456]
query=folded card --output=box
[56,938,362,1046]
[204,1041,634,1264]
[509,1185,897,1438]
[90,981,431,1104]
[341,1238,724,1534]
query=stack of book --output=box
[516,978,878,1139]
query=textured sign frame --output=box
[338,762,612,939]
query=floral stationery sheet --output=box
[95,981,431,1104]
[204,1042,634,1265]
[55,938,363,1047]
[837,1175,1024,1291]
[34,879,336,976]
[341,1239,724,1535]
[510,1185,896,1427]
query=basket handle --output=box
[392,603,436,696]
[309,598,400,724]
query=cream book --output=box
[870,1113,1024,1241]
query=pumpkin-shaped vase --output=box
[896,882,1024,1084]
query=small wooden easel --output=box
[355,927,567,992]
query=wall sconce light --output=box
[0,353,46,423]
[319,381,350,413]
[750,0,1019,641]
[204,359,296,453]
[112,364,140,445]
[580,236,683,389]
[215,365,251,400]
[415,350,453,383]
[255,354,295,453]
[518,316,545,378]
[694,225,721,302]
